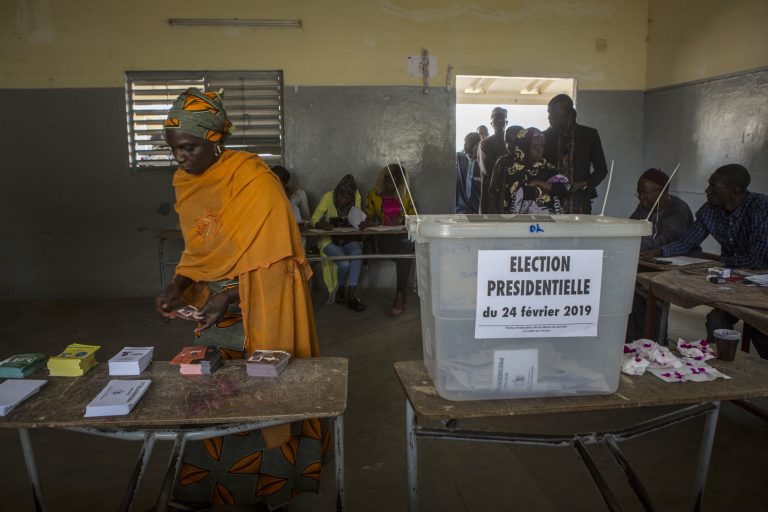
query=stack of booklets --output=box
[245,350,291,377]
[108,347,154,376]
[0,353,48,378]
[170,346,222,375]
[0,379,47,416]
[84,379,151,417]
[47,343,100,377]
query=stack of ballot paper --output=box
[108,347,153,376]
[0,379,46,416]
[245,350,291,377]
[47,343,100,377]
[0,353,48,378]
[171,346,222,375]
[84,379,151,417]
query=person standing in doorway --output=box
[477,107,508,211]
[543,94,608,214]
[481,125,524,213]
[456,132,482,214]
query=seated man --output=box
[630,168,698,253]
[626,168,698,342]
[643,164,768,358]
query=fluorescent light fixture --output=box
[463,87,485,95]
[168,18,302,28]
[520,87,540,95]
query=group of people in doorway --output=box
[457,95,768,358]
[456,94,607,215]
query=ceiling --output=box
[456,75,576,106]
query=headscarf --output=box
[164,88,233,142]
[512,128,540,164]
[333,174,358,217]
[639,168,669,188]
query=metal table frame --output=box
[19,417,345,512]
[405,400,718,512]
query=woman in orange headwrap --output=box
[155,88,325,508]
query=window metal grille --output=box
[125,70,284,169]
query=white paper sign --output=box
[475,250,603,338]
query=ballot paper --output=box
[745,274,768,287]
[246,350,291,377]
[347,206,367,229]
[653,256,716,266]
[441,344,610,394]
[622,339,728,382]
[0,353,48,378]
[108,347,154,376]
[84,379,151,417]
[365,225,404,232]
[47,343,100,377]
[0,379,46,416]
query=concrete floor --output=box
[1,292,767,512]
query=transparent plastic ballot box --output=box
[406,214,651,401]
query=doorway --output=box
[455,75,577,150]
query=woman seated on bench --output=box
[311,174,367,312]
[365,164,416,316]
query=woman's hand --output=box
[357,219,371,230]
[155,275,193,318]
[315,219,333,231]
[527,179,551,192]
[195,287,239,334]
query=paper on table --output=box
[347,206,367,228]
[0,379,46,416]
[366,225,404,232]
[745,274,768,287]
[622,339,729,382]
[84,379,151,417]
[653,256,716,266]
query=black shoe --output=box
[335,286,346,304]
[347,297,366,312]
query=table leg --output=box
[741,325,752,353]
[158,237,166,289]
[120,432,157,512]
[334,415,346,512]
[406,400,418,512]
[692,400,720,512]
[573,438,622,512]
[19,428,46,512]
[155,432,188,512]
[645,287,657,340]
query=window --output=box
[125,70,284,169]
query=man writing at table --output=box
[642,164,768,358]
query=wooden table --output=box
[636,269,768,349]
[1,358,348,512]
[395,357,768,512]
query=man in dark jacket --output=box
[543,94,608,214]
[477,106,508,212]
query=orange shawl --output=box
[174,150,317,357]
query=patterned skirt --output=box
[172,279,331,508]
